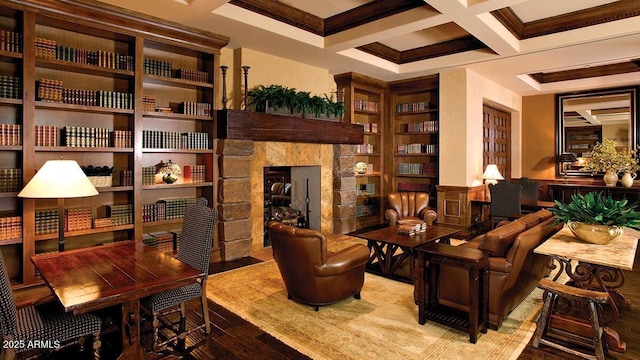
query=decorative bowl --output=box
[567,221,623,245]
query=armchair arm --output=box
[419,208,437,226]
[384,209,399,226]
[488,257,512,273]
[314,244,370,277]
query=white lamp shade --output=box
[18,160,99,198]
[482,164,505,181]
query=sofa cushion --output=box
[515,212,542,229]
[478,220,526,257]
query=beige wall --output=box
[521,94,557,180]
[440,68,522,187]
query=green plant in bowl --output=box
[551,191,640,244]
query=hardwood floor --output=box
[43,243,640,359]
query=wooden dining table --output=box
[31,240,203,360]
[534,226,639,352]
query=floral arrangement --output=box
[157,160,181,175]
[582,138,639,173]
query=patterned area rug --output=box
[207,241,544,360]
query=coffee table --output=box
[356,225,461,284]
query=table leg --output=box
[119,299,146,360]
[468,266,479,344]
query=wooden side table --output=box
[416,242,489,343]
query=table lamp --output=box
[18,159,99,252]
[557,152,577,184]
[482,164,504,199]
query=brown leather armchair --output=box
[385,192,437,226]
[267,221,370,310]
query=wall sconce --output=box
[482,164,504,198]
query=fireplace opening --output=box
[263,166,321,246]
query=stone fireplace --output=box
[216,110,364,260]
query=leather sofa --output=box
[384,192,437,226]
[435,209,562,329]
[267,221,370,310]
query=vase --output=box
[567,221,623,245]
[603,169,618,187]
[621,172,636,187]
[162,173,178,184]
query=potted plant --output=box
[581,138,629,186]
[551,191,640,244]
[81,165,115,188]
[157,160,181,184]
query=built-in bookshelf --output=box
[564,125,602,157]
[388,75,439,206]
[0,0,228,289]
[334,72,386,229]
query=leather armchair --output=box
[385,192,437,226]
[267,221,370,310]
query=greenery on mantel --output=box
[247,84,345,119]
[551,191,640,229]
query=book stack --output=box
[0,216,21,240]
[120,170,133,186]
[397,219,427,234]
[142,233,156,247]
[0,29,22,52]
[0,75,21,99]
[142,94,156,112]
[177,68,209,83]
[63,126,111,147]
[180,101,211,116]
[93,218,113,228]
[112,130,132,148]
[142,166,156,185]
[64,207,92,231]
[35,125,58,146]
[143,57,172,77]
[149,231,175,255]
[37,78,63,102]
[0,124,21,146]
[182,165,205,183]
[0,168,21,192]
[35,209,58,235]
[34,37,56,58]
[106,204,133,226]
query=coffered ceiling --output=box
[95,0,640,96]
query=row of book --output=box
[0,75,21,99]
[143,94,156,112]
[179,102,212,116]
[354,99,379,113]
[396,162,437,176]
[0,168,21,192]
[106,204,134,226]
[395,101,436,113]
[37,78,134,109]
[142,166,157,186]
[357,183,376,195]
[396,143,438,155]
[0,216,21,240]
[142,197,197,222]
[0,29,21,53]
[35,37,134,71]
[401,120,438,133]
[121,170,133,186]
[143,231,177,255]
[63,126,112,148]
[353,143,374,154]
[144,57,172,77]
[183,164,206,183]
[355,122,378,133]
[142,130,209,150]
[177,68,209,83]
[64,207,92,232]
[0,124,21,146]
[35,125,57,147]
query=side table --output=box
[416,242,489,343]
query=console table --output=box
[548,183,640,203]
[415,242,489,343]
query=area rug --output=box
[206,256,544,360]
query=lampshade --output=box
[556,153,577,163]
[482,164,505,182]
[18,160,99,198]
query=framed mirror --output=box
[556,86,640,177]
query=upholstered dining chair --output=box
[516,177,540,202]
[488,181,522,228]
[0,249,101,360]
[141,197,217,351]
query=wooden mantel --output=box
[216,109,364,144]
